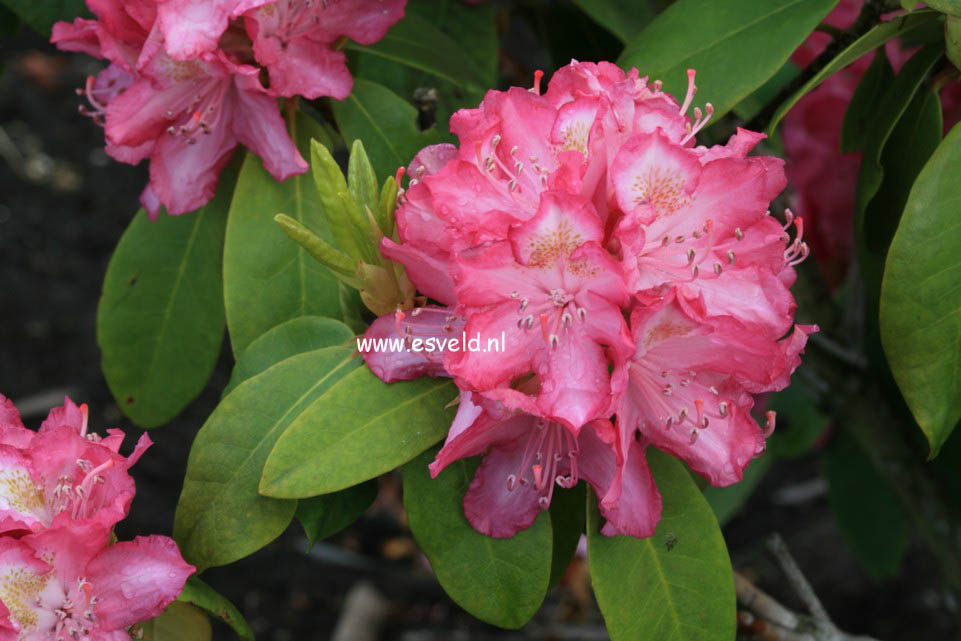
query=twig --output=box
[766,534,837,637]
[735,545,885,641]
[734,571,799,630]
[330,582,390,641]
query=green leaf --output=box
[824,430,910,578]
[948,16,961,70]
[702,454,771,527]
[587,449,735,641]
[855,43,944,247]
[864,87,943,256]
[841,49,894,153]
[732,61,799,122]
[178,577,254,641]
[403,449,552,628]
[260,373,456,497]
[296,480,378,546]
[97,168,235,428]
[272,213,359,278]
[351,0,496,146]
[332,78,444,182]
[140,602,212,641]
[880,122,961,457]
[0,5,20,37]
[924,0,961,16]
[767,10,941,133]
[571,0,654,44]
[618,0,839,121]
[173,346,360,569]
[347,140,381,227]
[344,12,487,95]
[223,112,341,358]
[224,316,354,395]
[0,0,87,35]
[548,482,587,588]
[309,140,370,263]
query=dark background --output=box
[0,28,956,641]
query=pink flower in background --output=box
[363,60,815,538]
[245,0,406,99]
[0,396,150,535]
[0,395,195,637]
[0,525,193,640]
[106,50,308,216]
[51,0,408,216]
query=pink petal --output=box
[0,446,46,533]
[38,396,84,434]
[23,522,110,584]
[380,238,457,306]
[509,191,603,266]
[610,130,701,219]
[86,536,195,630]
[144,110,237,216]
[462,436,544,538]
[359,307,462,382]
[408,143,457,177]
[231,72,308,180]
[156,0,232,60]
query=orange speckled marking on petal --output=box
[645,321,692,348]
[0,564,49,631]
[633,167,690,215]
[526,218,582,268]
[0,468,44,517]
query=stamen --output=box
[679,69,697,116]
[763,411,776,437]
[530,69,544,95]
[79,403,89,437]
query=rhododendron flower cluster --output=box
[0,395,194,640]
[362,61,816,539]
[51,0,406,216]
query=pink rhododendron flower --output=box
[0,524,193,640]
[0,395,149,535]
[245,0,406,99]
[360,60,815,538]
[0,395,195,639]
[51,0,407,216]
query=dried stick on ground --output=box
[734,534,883,641]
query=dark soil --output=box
[1,30,957,641]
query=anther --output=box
[727,250,736,264]
[718,402,729,417]
[763,411,776,437]
[734,227,744,241]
